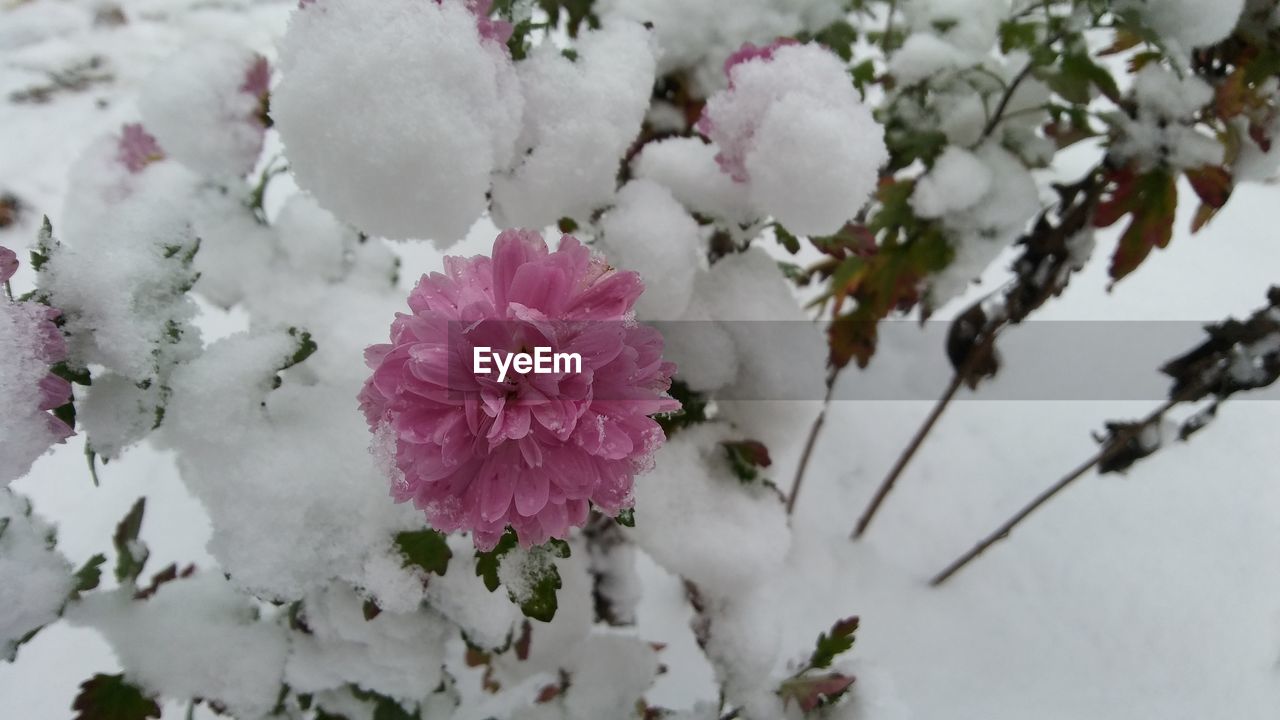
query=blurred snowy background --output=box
[1,0,1278,718]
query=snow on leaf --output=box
[111,498,148,584]
[475,528,519,593]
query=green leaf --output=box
[51,361,92,386]
[112,498,148,584]
[515,553,563,623]
[812,20,858,61]
[394,529,452,577]
[809,616,859,670]
[614,508,635,527]
[544,538,571,558]
[74,554,108,594]
[71,674,161,720]
[30,216,55,272]
[475,529,519,592]
[284,328,318,369]
[475,531,566,622]
[849,60,876,98]
[1051,53,1119,104]
[774,224,801,254]
[999,20,1038,53]
[654,379,706,436]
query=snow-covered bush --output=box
[3,1,1279,719]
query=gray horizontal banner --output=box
[432,320,1280,402]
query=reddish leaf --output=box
[1248,120,1273,153]
[1191,203,1220,234]
[780,673,857,712]
[1108,171,1177,282]
[1098,29,1142,56]
[1186,166,1232,210]
[1215,69,1248,119]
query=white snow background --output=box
[1,0,1278,718]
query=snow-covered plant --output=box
[3,0,1279,719]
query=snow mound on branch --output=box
[700,249,826,478]
[275,193,360,283]
[518,634,661,720]
[286,583,449,704]
[189,189,280,309]
[491,550,594,684]
[912,146,993,219]
[138,41,268,178]
[629,424,790,596]
[78,374,161,460]
[599,179,701,320]
[0,491,73,660]
[632,137,756,225]
[598,0,845,92]
[423,535,520,650]
[491,20,655,229]
[1112,64,1223,171]
[70,573,288,718]
[274,0,522,244]
[903,0,1008,54]
[889,32,974,85]
[159,330,426,605]
[927,143,1041,306]
[700,43,887,236]
[44,160,202,385]
[1118,0,1246,51]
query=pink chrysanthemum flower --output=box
[697,38,801,182]
[116,124,165,174]
[721,38,799,79]
[0,246,17,284]
[360,230,679,550]
[1,244,73,485]
[241,55,272,127]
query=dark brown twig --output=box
[928,396,1178,586]
[852,372,962,538]
[849,170,1104,540]
[787,376,837,515]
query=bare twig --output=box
[881,0,898,55]
[931,285,1280,584]
[787,375,837,515]
[980,58,1037,140]
[848,169,1104,540]
[929,396,1178,586]
[852,372,962,538]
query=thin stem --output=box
[881,0,898,55]
[787,376,837,515]
[852,371,964,539]
[981,58,1036,140]
[929,396,1181,586]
